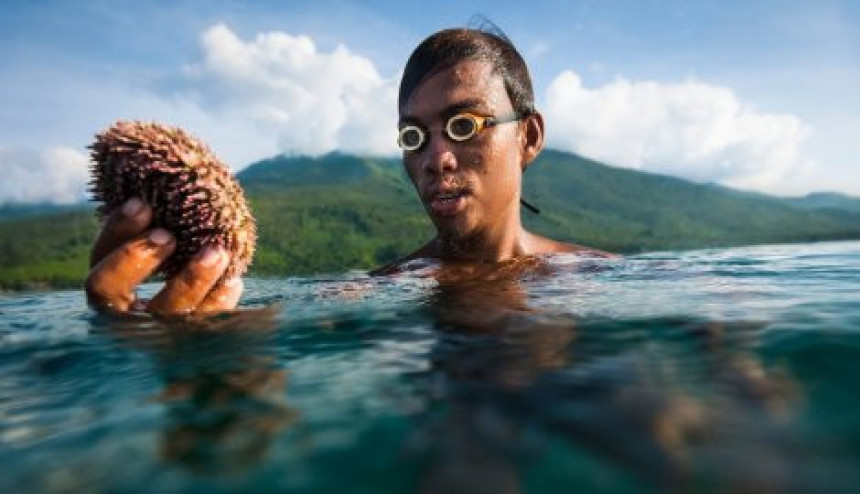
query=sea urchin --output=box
[89,121,256,284]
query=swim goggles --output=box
[397,112,525,152]
[396,110,541,214]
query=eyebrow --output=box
[398,98,485,127]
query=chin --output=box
[431,213,480,242]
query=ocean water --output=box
[1,241,860,493]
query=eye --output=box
[446,115,478,141]
[397,126,424,151]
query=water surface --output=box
[2,241,860,493]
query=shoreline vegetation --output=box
[2,149,860,291]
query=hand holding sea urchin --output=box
[89,121,256,284]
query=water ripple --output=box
[1,241,860,492]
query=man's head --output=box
[399,28,535,118]
[397,28,544,243]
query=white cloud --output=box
[0,146,90,204]
[0,23,832,204]
[543,71,814,193]
[0,23,401,204]
[180,23,399,157]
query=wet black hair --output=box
[398,23,536,116]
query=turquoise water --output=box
[2,241,860,493]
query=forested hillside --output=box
[2,149,859,290]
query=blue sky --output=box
[1,0,858,202]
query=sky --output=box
[0,0,858,203]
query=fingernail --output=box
[148,228,172,245]
[196,246,224,267]
[224,277,242,288]
[122,198,144,217]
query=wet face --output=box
[399,60,526,241]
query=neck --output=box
[435,208,529,262]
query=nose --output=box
[421,132,458,176]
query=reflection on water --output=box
[109,309,298,475]
[1,241,860,492]
[403,258,803,493]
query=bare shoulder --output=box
[527,232,617,258]
[369,240,439,276]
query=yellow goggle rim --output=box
[397,112,523,152]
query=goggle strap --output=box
[520,145,540,214]
[520,198,540,215]
[490,112,524,127]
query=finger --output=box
[90,198,154,268]
[85,228,176,313]
[195,277,244,313]
[146,245,230,316]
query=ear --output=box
[520,111,545,170]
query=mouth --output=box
[426,188,471,217]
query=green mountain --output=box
[2,149,860,290]
[0,207,98,289]
[521,150,860,251]
[239,153,431,276]
[786,192,860,213]
[0,203,92,221]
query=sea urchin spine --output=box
[89,121,256,284]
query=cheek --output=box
[479,135,521,193]
[402,156,420,183]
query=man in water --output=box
[85,27,604,316]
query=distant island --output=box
[2,149,860,290]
